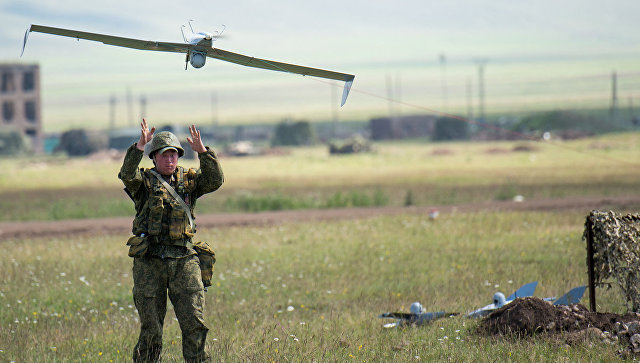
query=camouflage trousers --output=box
[132,255,211,363]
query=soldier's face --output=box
[154,149,179,175]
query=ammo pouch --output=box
[193,241,216,287]
[126,236,149,258]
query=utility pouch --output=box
[169,208,187,239]
[193,241,216,288]
[126,236,149,258]
[147,196,164,235]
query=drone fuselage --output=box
[187,33,213,45]
[185,35,212,68]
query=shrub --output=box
[0,130,28,155]
[271,120,315,146]
[55,129,108,156]
[511,110,603,135]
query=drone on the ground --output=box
[379,281,587,328]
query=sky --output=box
[1,0,639,132]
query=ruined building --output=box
[0,63,42,152]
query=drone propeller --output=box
[213,25,227,41]
[180,25,188,43]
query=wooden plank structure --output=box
[585,214,597,312]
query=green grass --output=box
[222,188,389,212]
[4,133,640,192]
[0,211,630,361]
[2,133,640,221]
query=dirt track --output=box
[2,195,640,240]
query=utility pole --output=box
[440,53,448,112]
[475,60,488,123]
[139,94,147,120]
[610,70,618,122]
[466,77,473,121]
[395,73,402,119]
[109,94,116,131]
[331,84,338,139]
[126,86,133,126]
[386,74,396,121]
[211,91,218,126]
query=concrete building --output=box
[0,63,42,152]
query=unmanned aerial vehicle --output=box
[21,21,355,105]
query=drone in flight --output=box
[21,21,355,106]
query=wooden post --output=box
[586,214,597,312]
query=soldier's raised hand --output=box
[136,118,155,151]
[187,124,207,153]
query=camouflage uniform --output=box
[119,140,223,363]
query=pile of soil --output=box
[477,297,640,354]
[478,297,637,336]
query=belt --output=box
[146,235,193,249]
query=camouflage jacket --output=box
[118,143,224,258]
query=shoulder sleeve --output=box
[193,146,224,198]
[118,143,145,195]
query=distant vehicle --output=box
[467,281,538,318]
[379,302,458,328]
[328,135,371,155]
[21,21,355,106]
[226,141,260,157]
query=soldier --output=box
[119,119,224,362]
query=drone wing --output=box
[379,312,415,320]
[22,24,355,105]
[22,24,192,57]
[208,48,354,106]
[379,311,456,327]
[466,302,497,318]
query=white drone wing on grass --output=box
[379,310,458,328]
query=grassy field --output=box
[1,133,639,360]
[1,132,640,221]
[0,211,629,362]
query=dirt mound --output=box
[477,297,640,355]
[479,297,640,336]
[478,297,557,336]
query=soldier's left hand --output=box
[187,124,207,153]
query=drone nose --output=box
[493,292,506,307]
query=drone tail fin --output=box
[340,76,354,107]
[553,286,587,305]
[507,281,538,300]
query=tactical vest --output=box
[132,166,198,246]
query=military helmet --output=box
[148,131,184,158]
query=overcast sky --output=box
[2,0,639,131]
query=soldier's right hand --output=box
[136,118,156,151]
